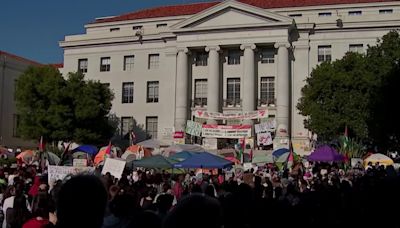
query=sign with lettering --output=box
[101,158,126,179]
[254,119,276,133]
[48,166,94,184]
[185,120,202,137]
[173,131,185,138]
[257,132,273,146]
[194,110,267,120]
[202,125,252,138]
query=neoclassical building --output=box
[60,0,400,154]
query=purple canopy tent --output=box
[307,145,345,162]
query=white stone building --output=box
[60,0,400,154]
[0,51,41,149]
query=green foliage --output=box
[297,53,374,141]
[16,66,115,145]
[298,30,400,151]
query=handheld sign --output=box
[101,158,126,179]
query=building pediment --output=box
[172,0,293,31]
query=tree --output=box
[297,53,375,142]
[366,31,400,151]
[16,66,115,145]
[298,30,400,151]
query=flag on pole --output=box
[59,142,72,165]
[130,131,136,145]
[39,136,45,152]
[104,141,112,159]
[343,125,349,149]
[236,138,245,164]
[287,142,294,169]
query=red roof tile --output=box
[48,63,64,68]
[0,50,41,66]
[93,0,394,24]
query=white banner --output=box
[102,158,126,179]
[254,119,276,133]
[202,125,252,138]
[185,120,202,137]
[257,132,273,146]
[48,166,95,184]
[194,110,267,120]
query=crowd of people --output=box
[0,159,399,228]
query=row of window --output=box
[110,23,167,32]
[120,116,158,139]
[121,81,159,104]
[78,49,275,73]
[120,77,274,107]
[318,44,364,62]
[78,54,159,73]
[289,8,394,17]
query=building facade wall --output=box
[0,53,36,149]
[60,0,400,153]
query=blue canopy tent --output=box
[169,151,196,161]
[272,148,289,158]
[72,145,98,156]
[173,152,234,169]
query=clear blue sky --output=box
[0,0,207,64]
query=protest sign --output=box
[185,120,202,137]
[101,158,126,179]
[73,159,87,167]
[48,166,94,184]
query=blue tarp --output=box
[72,145,98,156]
[173,152,233,169]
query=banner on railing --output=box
[194,110,267,120]
[202,125,252,138]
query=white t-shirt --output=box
[2,196,15,228]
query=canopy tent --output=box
[272,148,289,158]
[128,155,177,169]
[94,146,118,166]
[121,151,137,163]
[137,139,161,149]
[72,145,98,156]
[0,146,15,158]
[173,152,233,169]
[16,150,35,163]
[124,145,151,158]
[364,153,394,166]
[44,152,61,165]
[163,144,205,156]
[307,145,345,162]
[169,151,196,161]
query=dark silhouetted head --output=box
[56,175,107,228]
[163,194,222,228]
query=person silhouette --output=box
[55,175,107,228]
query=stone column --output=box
[174,47,189,131]
[274,42,291,133]
[240,44,256,112]
[205,45,220,124]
